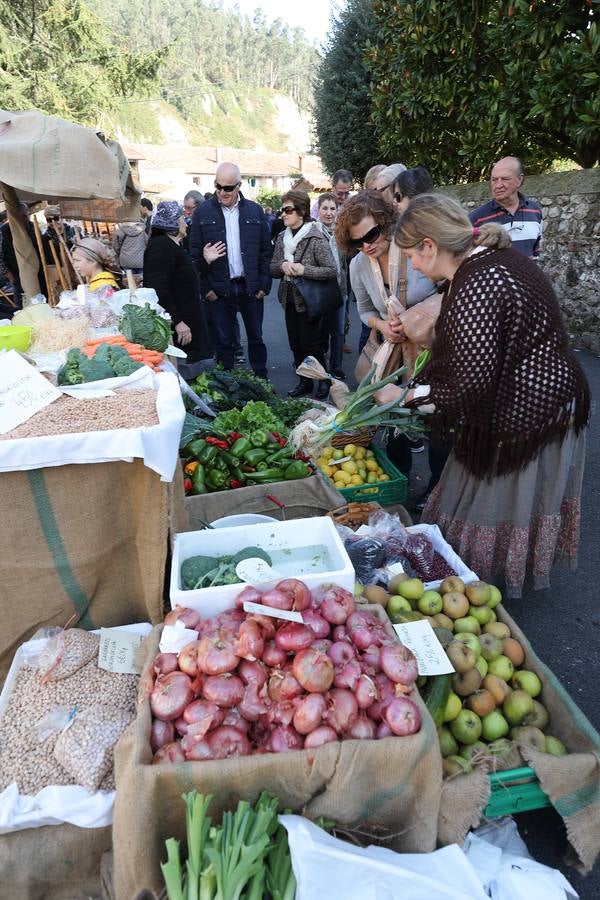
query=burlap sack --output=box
[438,604,600,872]
[112,625,443,899]
[182,473,346,530]
[0,822,111,900]
[0,459,168,684]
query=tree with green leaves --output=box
[0,0,160,126]
[313,0,380,180]
[368,0,599,182]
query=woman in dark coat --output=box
[143,200,211,361]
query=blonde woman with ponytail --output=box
[376,193,590,599]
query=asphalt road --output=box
[247,282,600,896]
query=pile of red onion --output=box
[150,580,421,764]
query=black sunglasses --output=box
[348,224,382,249]
[393,192,403,204]
[48,216,61,222]
[215,182,240,193]
[281,205,300,215]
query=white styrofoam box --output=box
[170,516,355,618]
[407,523,479,591]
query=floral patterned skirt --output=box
[421,428,587,599]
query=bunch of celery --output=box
[161,792,297,900]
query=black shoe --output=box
[288,378,313,398]
[332,370,346,381]
[410,439,425,453]
[413,490,431,513]
[315,379,331,400]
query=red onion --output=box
[235,585,263,609]
[261,588,294,611]
[152,741,186,764]
[262,640,287,667]
[327,688,358,733]
[383,697,421,736]
[184,738,214,761]
[302,609,330,639]
[164,605,200,629]
[380,643,419,685]
[275,623,314,653]
[202,674,244,707]
[275,578,312,611]
[328,641,356,667]
[260,700,296,728]
[222,707,251,734]
[361,645,382,672]
[233,619,264,661]
[238,659,267,688]
[346,611,387,650]
[183,700,225,732]
[150,719,175,753]
[178,640,201,677]
[319,586,356,625]
[311,639,332,653]
[150,672,195,721]
[293,647,334,693]
[293,693,327,735]
[332,626,350,642]
[334,659,362,691]
[347,714,377,740]
[215,609,245,632]
[247,614,276,640]
[304,725,338,749]
[366,674,395,722]
[197,632,238,675]
[239,683,270,722]
[174,716,188,736]
[355,674,378,710]
[267,669,303,701]
[266,725,304,752]
[207,726,251,758]
[153,653,178,676]
[376,722,393,739]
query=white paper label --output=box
[243,601,304,623]
[392,620,455,675]
[0,350,62,434]
[386,561,406,576]
[159,623,199,654]
[98,628,145,674]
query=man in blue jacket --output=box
[190,163,273,378]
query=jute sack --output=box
[438,604,600,872]
[0,822,111,900]
[0,459,168,684]
[112,625,443,899]
[182,473,346,529]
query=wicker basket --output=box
[327,502,382,530]
[329,427,377,449]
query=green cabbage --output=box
[119,303,171,351]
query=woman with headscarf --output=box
[143,200,210,360]
[71,237,120,292]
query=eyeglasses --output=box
[215,182,240,193]
[393,192,403,204]
[48,216,61,222]
[281,206,300,215]
[348,224,382,249]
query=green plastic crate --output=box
[337,447,408,506]
[484,767,552,818]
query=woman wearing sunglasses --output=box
[270,189,337,398]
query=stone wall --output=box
[442,169,600,352]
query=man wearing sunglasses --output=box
[43,205,75,256]
[190,162,272,378]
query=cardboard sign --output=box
[0,350,61,434]
[243,601,304,623]
[98,628,145,675]
[393,620,455,675]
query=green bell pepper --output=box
[249,429,270,448]
[191,465,208,495]
[245,467,284,483]
[231,437,252,458]
[197,442,219,465]
[218,449,238,468]
[266,445,294,464]
[206,469,229,490]
[243,448,268,466]
[185,438,209,459]
[284,461,310,480]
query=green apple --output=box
[469,605,493,625]
[545,735,568,756]
[475,656,488,679]
[487,584,502,609]
[449,709,482,745]
[443,755,472,777]
[459,740,487,762]
[481,710,509,741]
[484,622,511,640]
[488,610,497,622]
[502,689,534,726]
[510,726,546,752]
[488,655,515,682]
[454,633,481,656]
[417,590,443,616]
[454,616,481,635]
[354,582,364,598]
[439,725,459,757]
[512,670,542,698]
[523,700,549,730]
[479,633,503,662]
[397,578,425,602]
[443,691,462,723]
[388,572,410,594]
[386,595,413,616]
[465,581,491,607]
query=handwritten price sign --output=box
[392,620,455,675]
[0,350,61,433]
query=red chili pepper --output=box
[278,437,288,447]
[229,479,243,489]
[205,436,229,450]
[295,451,309,461]
[229,431,243,442]
[183,478,193,492]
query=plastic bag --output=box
[53,703,132,792]
[367,510,438,580]
[32,704,77,744]
[26,629,100,684]
[343,536,387,584]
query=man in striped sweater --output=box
[469,156,543,258]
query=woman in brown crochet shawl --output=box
[376,193,590,598]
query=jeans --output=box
[210,282,267,377]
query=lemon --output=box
[323,446,334,458]
[343,443,357,457]
[366,459,378,472]
[365,449,375,459]
[341,460,358,474]
[379,473,390,482]
[355,447,366,460]
[321,465,334,477]
[333,470,346,482]
[358,468,367,480]
[350,474,364,486]
[316,457,327,468]
[332,449,344,460]
[367,472,379,483]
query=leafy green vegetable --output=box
[119,302,172,351]
[181,555,221,590]
[57,344,142,386]
[212,401,287,437]
[230,547,272,566]
[179,413,217,450]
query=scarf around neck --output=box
[368,239,404,318]
[283,222,313,262]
